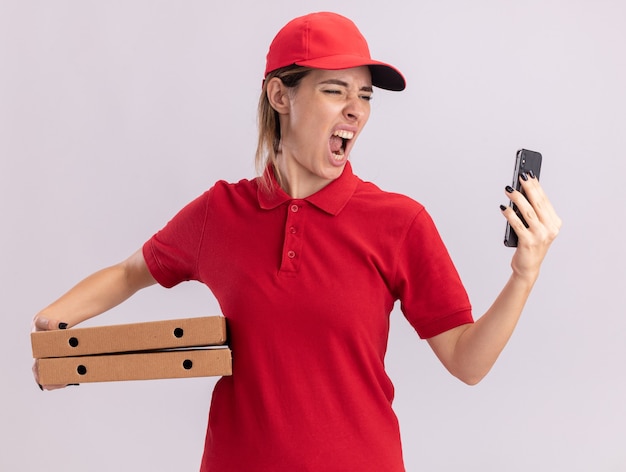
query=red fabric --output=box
[143,162,473,471]
[264,12,405,91]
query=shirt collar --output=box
[257,161,359,216]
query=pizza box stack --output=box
[31,316,232,384]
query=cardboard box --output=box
[35,348,232,384]
[31,316,227,359]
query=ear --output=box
[266,77,291,114]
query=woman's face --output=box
[274,66,372,198]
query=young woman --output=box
[33,12,561,471]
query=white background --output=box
[2,1,625,471]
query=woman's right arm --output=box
[33,249,157,389]
[33,249,157,331]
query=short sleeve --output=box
[142,191,210,288]
[394,208,473,339]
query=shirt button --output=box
[290,204,299,213]
[287,250,296,259]
[289,226,297,234]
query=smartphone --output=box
[503,149,542,247]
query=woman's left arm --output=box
[427,173,562,385]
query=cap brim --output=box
[295,55,406,91]
[369,64,406,92]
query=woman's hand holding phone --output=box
[500,153,561,282]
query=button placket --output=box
[280,201,305,273]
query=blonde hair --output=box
[255,65,312,192]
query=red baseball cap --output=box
[264,12,406,91]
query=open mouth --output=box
[329,130,355,160]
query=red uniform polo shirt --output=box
[143,162,473,471]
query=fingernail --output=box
[528,169,536,179]
[500,204,507,211]
[58,322,68,330]
[505,185,515,193]
[38,384,44,391]
[520,172,528,181]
